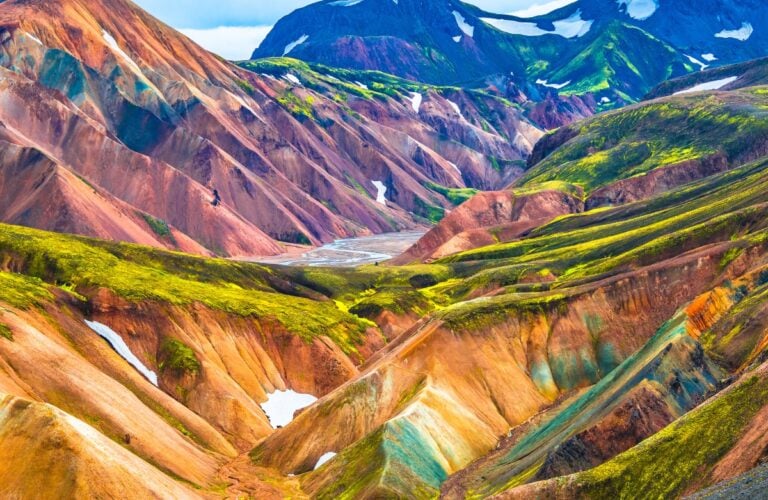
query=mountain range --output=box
[255,0,768,101]
[3,0,768,498]
[0,0,560,257]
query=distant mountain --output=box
[647,56,768,98]
[254,0,768,101]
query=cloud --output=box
[179,26,273,60]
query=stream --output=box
[254,231,425,267]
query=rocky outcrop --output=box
[533,381,677,481]
[394,188,583,263]
[586,153,730,209]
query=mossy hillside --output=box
[0,224,369,353]
[698,269,768,370]
[519,90,768,193]
[274,264,454,315]
[447,157,768,268]
[0,271,53,309]
[239,57,426,102]
[424,182,478,206]
[545,22,691,98]
[421,159,768,332]
[252,157,768,332]
[511,180,585,201]
[571,374,768,499]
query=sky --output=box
[134,0,563,59]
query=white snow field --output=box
[674,76,739,95]
[261,389,318,428]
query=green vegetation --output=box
[0,271,52,309]
[546,21,688,98]
[424,182,478,206]
[0,224,369,354]
[234,78,256,95]
[159,338,201,375]
[414,197,446,224]
[511,180,584,200]
[0,323,12,341]
[277,91,316,121]
[140,213,175,243]
[519,90,768,193]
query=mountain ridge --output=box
[254,0,768,102]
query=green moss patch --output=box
[159,338,200,375]
[0,323,12,341]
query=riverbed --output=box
[254,231,425,267]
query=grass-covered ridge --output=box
[519,89,768,193]
[0,224,370,353]
[415,157,768,332]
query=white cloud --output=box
[180,25,273,60]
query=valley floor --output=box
[252,231,426,267]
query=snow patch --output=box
[685,55,709,71]
[701,53,718,62]
[283,73,301,85]
[372,180,388,205]
[314,452,337,470]
[354,81,369,89]
[25,32,42,45]
[408,92,423,113]
[453,35,462,43]
[553,10,594,38]
[102,30,145,77]
[510,0,578,18]
[715,23,754,41]
[617,0,658,21]
[447,100,462,116]
[482,18,548,36]
[84,320,158,386]
[330,0,364,6]
[452,11,475,38]
[600,96,611,104]
[536,79,571,89]
[283,34,308,56]
[674,76,739,95]
[261,389,317,428]
[482,10,592,38]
